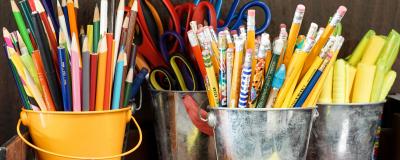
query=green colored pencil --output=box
[11,0,34,54]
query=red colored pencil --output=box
[103,33,114,110]
[89,52,98,111]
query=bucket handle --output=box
[16,116,143,160]
[182,94,214,136]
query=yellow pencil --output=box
[283,4,305,66]
[301,6,347,78]
[274,23,318,108]
[95,36,107,110]
[87,25,93,53]
[202,50,219,108]
[302,36,344,107]
[229,37,245,108]
[289,36,335,107]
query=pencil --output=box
[55,48,71,111]
[70,34,81,111]
[108,0,115,33]
[100,0,108,36]
[11,0,34,54]
[283,4,305,66]
[238,49,253,108]
[113,0,125,75]
[301,6,347,78]
[247,10,256,99]
[16,32,41,92]
[95,36,107,111]
[2,44,30,109]
[218,32,227,107]
[112,52,126,109]
[249,33,270,107]
[123,67,134,107]
[289,36,335,107]
[103,33,114,110]
[61,0,71,36]
[124,0,138,63]
[266,64,286,108]
[42,0,59,38]
[67,0,81,67]
[87,25,93,52]
[18,0,36,42]
[57,1,71,51]
[202,49,219,108]
[255,39,284,108]
[35,1,58,62]
[118,16,130,51]
[57,42,72,111]
[294,53,332,108]
[31,11,63,110]
[226,48,234,107]
[82,36,90,111]
[8,47,46,111]
[120,43,137,108]
[93,4,100,52]
[89,51,99,111]
[229,37,245,108]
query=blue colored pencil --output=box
[111,53,125,109]
[58,47,72,111]
[293,71,322,108]
[61,0,71,36]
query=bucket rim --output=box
[21,107,131,114]
[208,106,317,111]
[317,100,386,107]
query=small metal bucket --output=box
[150,90,216,160]
[307,102,384,160]
[208,107,318,160]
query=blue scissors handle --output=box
[159,31,186,62]
[217,0,271,35]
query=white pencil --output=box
[100,0,108,36]
[112,0,125,78]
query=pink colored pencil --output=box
[71,34,81,111]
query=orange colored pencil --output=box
[32,50,56,111]
[103,33,114,110]
[66,0,81,67]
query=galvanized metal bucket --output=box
[307,102,384,160]
[208,107,318,160]
[150,90,216,160]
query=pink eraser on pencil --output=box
[327,53,333,58]
[246,49,253,53]
[280,23,286,28]
[337,6,347,16]
[248,10,256,16]
[296,4,305,12]
[230,30,237,35]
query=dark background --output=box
[1,0,400,158]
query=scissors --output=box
[149,31,199,91]
[194,0,271,35]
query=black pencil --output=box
[31,11,63,111]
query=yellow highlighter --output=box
[351,63,376,103]
[301,6,347,78]
[332,59,346,103]
[345,63,356,103]
[289,36,336,107]
[283,4,305,66]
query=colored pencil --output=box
[89,51,99,111]
[61,0,71,36]
[100,0,108,36]
[113,0,125,75]
[111,52,126,109]
[56,45,71,111]
[31,11,63,110]
[124,0,138,62]
[11,0,34,54]
[67,0,81,66]
[95,36,107,110]
[82,36,90,111]
[70,34,81,111]
[93,5,100,52]
[103,33,114,110]
[57,1,71,51]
